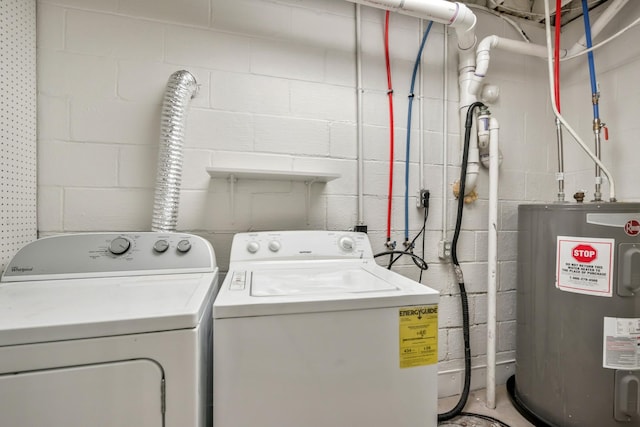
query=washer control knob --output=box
[153,239,169,253]
[109,237,131,255]
[268,240,281,252]
[177,239,192,253]
[247,241,260,254]
[339,236,355,252]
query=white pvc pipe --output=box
[466,3,530,42]
[345,0,477,50]
[486,116,499,410]
[562,14,640,61]
[565,0,630,57]
[469,35,548,97]
[356,4,365,225]
[543,0,617,202]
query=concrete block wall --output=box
[36,0,559,397]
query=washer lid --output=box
[251,268,398,296]
[213,262,438,318]
[0,271,218,346]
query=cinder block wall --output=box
[37,0,562,397]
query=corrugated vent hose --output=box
[151,70,199,232]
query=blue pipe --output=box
[581,0,600,119]
[404,21,433,242]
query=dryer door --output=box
[0,359,163,427]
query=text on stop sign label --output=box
[572,245,597,263]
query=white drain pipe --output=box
[469,35,548,97]
[488,115,500,410]
[564,0,630,57]
[345,0,476,49]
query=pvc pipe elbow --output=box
[451,2,477,51]
[469,36,495,97]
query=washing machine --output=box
[213,230,439,427]
[0,232,218,427]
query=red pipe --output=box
[554,0,562,112]
[384,11,394,242]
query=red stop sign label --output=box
[572,245,597,263]
[625,219,640,236]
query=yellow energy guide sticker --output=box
[399,305,438,368]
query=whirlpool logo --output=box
[11,266,33,273]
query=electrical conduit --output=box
[356,4,365,226]
[441,25,449,245]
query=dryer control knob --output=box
[268,240,281,252]
[108,237,131,255]
[177,240,192,253]
[153,239,169,253]
[339,236,355,252]
[247,241,260,254]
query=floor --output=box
[437,385,535,427]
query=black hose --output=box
[437,101,485,422]
[506,376,556,427]
[373,250,428,270]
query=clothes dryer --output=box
[213,230,439,427]
[0,232,218,427]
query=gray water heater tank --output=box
[514,203,640,427]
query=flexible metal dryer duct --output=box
[151,70,198,232]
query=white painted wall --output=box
[36,0,570,397]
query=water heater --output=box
[512,203,640,426]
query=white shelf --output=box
[206,166,340,183]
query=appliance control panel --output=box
[1,232,216,282]
[228,231,373,262]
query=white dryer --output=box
[213,230,439,427]
[0,232,218,427]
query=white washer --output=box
[0,232,218,427]
[214,230,439,427]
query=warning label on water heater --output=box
[556,236,614,297]
[603,317,640,369]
